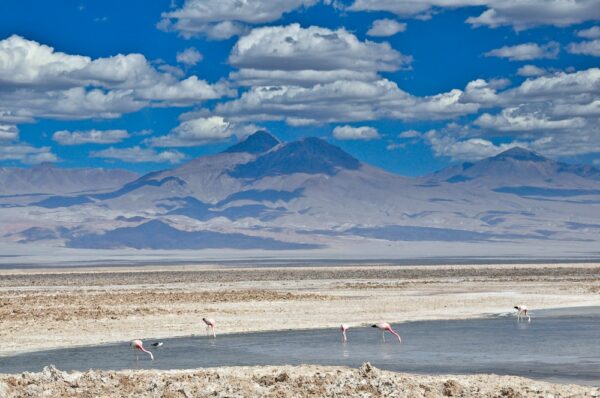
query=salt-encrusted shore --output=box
[2,363,599,398]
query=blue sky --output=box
[0,0,598,175]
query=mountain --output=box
[425,147,600,190]
[78,133,368,208]
[1,134,599,256]
[230,137,361,179]
[0,163,138,195]
[223,130,280,154]
[66,220,319,250]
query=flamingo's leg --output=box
[382,331,385,342]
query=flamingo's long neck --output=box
[139,346,154,360]
[387,328,402,342]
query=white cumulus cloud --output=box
[350,0,600,30]
[0,35,228,124]
[484,42,559,61]
[52,129,130,145]
[148,116,258,147]
[349,0,483,19]
[517,65,547,77]
[91,146,185,163]
[367,19,407,36]
[423,67,600,160]
[577,26,600,39]
[567,39,600,56]
[0,143,58,164]
[158,0,318,39]
[214,78,479,125]
[466,0,600,30]
[228,24,411,87]
[333,125,380,140]
[0,124,19,141]
[399,129,421,138]
[176,47,203,65]
[475,107,587,132]
[425,129,519,161]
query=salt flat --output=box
[2,263,599,356]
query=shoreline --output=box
[3,258,600,272]
[2,303,598,358]
[2,263,599,356]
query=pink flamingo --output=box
[130,339,154,360]
[514,305,531,322]
[203,317,216,338]
[372,322,401,343]
[340,324,349,342]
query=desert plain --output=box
[1,262,599,397]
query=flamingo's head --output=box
[514,306,519,310]
[371,324,377,328]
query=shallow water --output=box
[1,307,599,386]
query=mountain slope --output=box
[0,163,138,195]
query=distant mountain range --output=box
[1,131,599,256]
[0,163,138,195]
[426,146,600,187]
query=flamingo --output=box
[372,322,401,343]
[340,324,349,342]
[203,317,216,338]
[514,305,531,322]
[131,339,154,360]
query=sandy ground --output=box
[2,363,599,397]
[1,263,599,356]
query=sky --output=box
[0,0,598,176]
